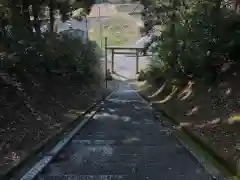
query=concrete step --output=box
[36,174,134,180]
[135,161,212,180]
[51,145,185,164]
[75,129,169,136]
[78,121,164,133]
[92,111,157,121]
[41,162,139,176]
[37,155,210,180]
[70,139,172,146]
[71,134,174,146]
[74,129,171,138]
[83,117,160,124]
[38,159,209,179]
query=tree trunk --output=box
[22,0,32,33]
[10,0,22,37]
[170,0,177,70]
[1,12,8,38]
[49,0,55,33]
[60,2,70,22]
[32,1,41,36]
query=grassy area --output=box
[89,14,140,48]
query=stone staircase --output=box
[35,83,213,180]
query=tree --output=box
[141,0,240,84]
[1,0,95,36]
[32,1,41,36]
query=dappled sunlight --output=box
[133,104,142,110]
[132,121,141,125]
[174,122,193,130]
[151,86,178,104]
[178,81,194,101]
[185,106,200,116]
[131,0,240,173]
[121,89,136,93]
[227,114,240,124]
[68,109,85,115]
[64,109,85,120]
[142,79,240,164]
[3,151,22,164]
[93,112,132,122]
[148,82,167,98]
[130,81,151,92]
[220,62,232,72]
[194,118,221,128]
[179,122,193,127]
[107,98,144,103]
[64,113,79,120]
[174,118,221,130]
[140,82,151,90]
[225,88,232,95]
[0,151,24,171]
[122,116,131,122]
[106,108,118,113]
[218,81,228,88]
[123,137,141,144]
[65,145,114,164]
[232,72,237,76]
[94,112,120,121]
[0,52,7,57]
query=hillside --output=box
[133,64,240,176]
[88,3,142,47]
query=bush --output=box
[137,70,146,81]
[145,0,240,85]
[1,32,103,86]
[106,69,113,81]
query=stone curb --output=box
[1,85,118,180]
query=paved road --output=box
[35,82,214,180]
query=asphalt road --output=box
[35,82,215,180]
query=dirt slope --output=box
[135,69,240,175]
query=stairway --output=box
[35,83,214,180]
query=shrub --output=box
[1,32,103,86]
[144,0,240,85]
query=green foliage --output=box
[106,69,113,81]
[1,33,103,85]
[0,0,94,35]
[141,0,240,85]
[137,69,146,81]
[0,0,103,87]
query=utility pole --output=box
[105,37,108,88]
[98,6,103,49]
[85,16,88,41]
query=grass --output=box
[88,13,140,48]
